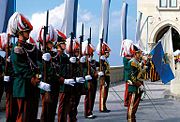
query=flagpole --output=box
[146,15,152,51]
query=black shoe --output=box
[100,109,111,113]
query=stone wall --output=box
[109,65,124,83]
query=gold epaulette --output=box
[131,61,138,68]
[14,46,24,54]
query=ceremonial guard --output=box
[127,46,146,122]
[120,39,134,107]
[68,37,86,122]
[58,34,80,122]
[123,55,132,107]
[82,38,98,118]
[56,30,76,122]
[98,42,111,112]
[37,25,61,122]
[7,12,40,122]
[0,33,17,122]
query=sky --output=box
[16,0,137,66]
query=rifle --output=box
[99,29,105,86]
[69,32,74,78]
[79,23,84,76]
[43,10,51,102]
[99,29,104,73]
[43,10,49,85]
[87,27,91,75]
[4,34,10,78]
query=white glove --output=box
[80,56,86,63]
[85,75,92,81]
[64,79,76,86]
[88,57,92,62]
[42,53,51,61]
[38,81,51,92]
[127,80,133,85]
[139,85,145,92]
[7,56,11,62]
[100,55,106,60]
[144,66,148,70]
[98,71,104,77]
[4,76,10,82]
[76,77,85,83]
[69,57,76,63]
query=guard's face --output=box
[60,43,66,50]
[135,52,142,60]
[47,42,54,50]
[21,30,31,40]
[105,52,110,58]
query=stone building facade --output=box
[137,0,180,96]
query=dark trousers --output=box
[127,92,142,122]
[99,76,110,111]
[58,93,70,122]
[84,79,97,116]
[0,80,4,103]
[16,97,39,122]
[58,92,78,122]
[124,82,129,107]
[68,94,80,122]
[5,82,17,122]
[40,91,59,122]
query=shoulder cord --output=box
[22,47,38,70]
[24,44,36,52]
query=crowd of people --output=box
[0,12,111,122]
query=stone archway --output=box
[149,20,180,51]
[155,26,180,51]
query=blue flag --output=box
[150,41,175,84]
[0,0,16,33]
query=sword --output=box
[110,86,124,104]
[145,92,164,119]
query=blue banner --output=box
[0,0,16,33]
[151,41,175,84]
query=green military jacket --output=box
[11,42,38,98]
[58,53,69,92]
[123,57,131,81]
[128,58,142,93]
[39,51,60,94]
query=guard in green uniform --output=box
[127,46,146,122]
[68,39,86,122]
[36,25,60,122]
[99,43,111,112]
[123,55,132,107]
[84,43,98,119]
[7,12,40,122]
[55,30,76,122]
